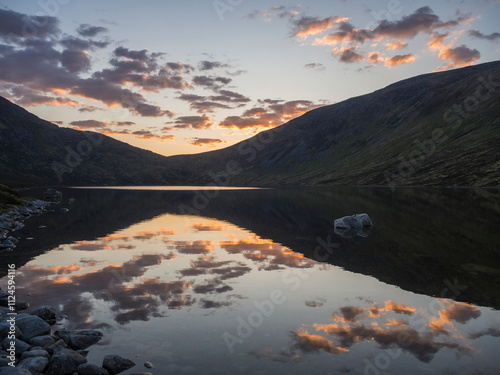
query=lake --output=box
[1,186,499,374]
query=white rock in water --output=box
[334,213,373,238]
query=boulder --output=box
[18,356,49,373]
[54,330,103,350]
[20,349,50,359]
[29,306,56,324]
[45,347,87,374]
[102,355,135,374]
[1,337,30,356]
[28,335,55,348]
[14,314,51,340]
[0,367,33,374]
[46,339,68,355]
[334,213,373,238]
[77,363,110,375]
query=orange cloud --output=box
[384,54,416,66]
[385,42,408,50]
[189,138,226,147]
[384,300,416,315]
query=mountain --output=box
[0,97,185,186]
[170,60,500,187]
[1,61,499,187]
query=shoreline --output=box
[0,295,141,374]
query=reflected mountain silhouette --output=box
[3,186,500,309]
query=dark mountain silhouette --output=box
[1,61,499,187]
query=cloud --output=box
[384,300,416,315]
[468,327,500,340]
[219,99,323,129]
[291,332,347,354]
[339,306,366,322]
[467,29,500,41]
[438,301,481,324]
[189,138,226,147]
[70,119,106,129]
[248,5,301,22]
[304,62,326,71]
[175,240,215,254]
[373,6,467,40]
[314,22,374,45]
[192,75,232,88]
[210,89,251,103]
[132,130,175,141]
[0,8,60,40]
[384,53,416,66]
[437,44,480,69]
[199,60,230,70]
[173,114,214,129]
[385,42,408,50]
[76,24,108,37]
[333,46,365,63]
[61,49,91,73]
[165,62,194,73]
[0,10,180,117]
[291,16,340,38]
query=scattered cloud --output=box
[467,29,500,41]
[189,137,226,147]
[384,53,416,67]
[199,60,230,70]
[219,99,323,129]
[385,42,408,50]
[173,114,215,129]
[304,62,326,71]
[76,23,109,37]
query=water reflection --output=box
[0,187,499,374]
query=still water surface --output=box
[1,187,499,374]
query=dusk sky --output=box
[0,0,499,156]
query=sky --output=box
[0,0,499,157]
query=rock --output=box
[102,355,136,374]
[28,335,55,348]
[0,367,33,374]
[6,237,18,244]
[18,356,49,373]
[45,347,87,374]
[43,189,62,203]
[46,339,68,355]
[20,349,50,359]
[144,361,153,368]
[54,330,103,350]
[60,208,69,213]
[14,302,30,312]
[14,314,51,340]
[334,213,373,238]
[30,306,56,325]
[77,363,110,375]
[0,322,21,340]
[2,337,31,356]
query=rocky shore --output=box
[0,293,148,375]
[0,188,67,252]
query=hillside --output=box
[1,61,499,187]
[169,60,500,187]
[0,97,185,186]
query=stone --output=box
[102,355,136,374]
[334,213,373,238]
[54,330,103,350]
[0,322,21,340]
[46,339,68,355]
[20,349,49,359]
[14,314,51,340]
[29,335,55,348]
[30,306,56,325]
[0,367,33,374]
[77,363,110,375]
[18,356,49,373]
[45,347,87,374]
[144,361,153,369]
[1,337,31,356]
